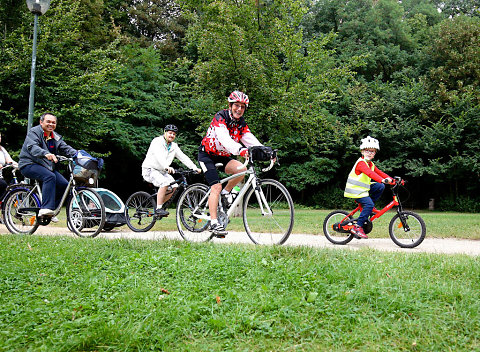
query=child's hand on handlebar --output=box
[382,177,395,185]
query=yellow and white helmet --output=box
[359,136,380,151]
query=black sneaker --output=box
[155,208,169,217]
[209,222,227,237]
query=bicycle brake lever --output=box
[262,159,275,172]
[237,157,249,170]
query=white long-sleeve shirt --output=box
[142,136,198,171]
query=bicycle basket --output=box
[73,150,103,186]
[250,146,276,161]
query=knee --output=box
[235,166,246,174]
[363,198,374,210]
[210,183,222,194]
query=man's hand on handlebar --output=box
[45,153,58,163]
[166,167,175,174]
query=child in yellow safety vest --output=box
[344,136,393,239]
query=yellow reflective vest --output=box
[344,158,375,199]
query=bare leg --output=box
[209,183,222,220]
[157,186,176,207]
[223,159,246,192]
[156,186,167,207]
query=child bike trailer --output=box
[95,188,126,231]
[68,188,126,232]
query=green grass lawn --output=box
[0,235,479,351]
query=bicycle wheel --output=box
[176,184,211,242]
[124,191,157,232]
[389,210,426,248]
[243,179,294,245]
[2,188,41,234]
[323,210,355,245]
[67,188,106,238]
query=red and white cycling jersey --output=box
[200,109,262,156]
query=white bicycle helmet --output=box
[359,136,380,151]
[228,90,249,107]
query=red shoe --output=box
[351,225,368,239]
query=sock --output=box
[221,189,229,195]
[157,204,163,210]
[211,219,218,225]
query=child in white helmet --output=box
[344,136,393,239]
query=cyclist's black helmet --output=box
[164,124,178,133]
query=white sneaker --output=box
[38,208,55,217]
[50,216,59,223]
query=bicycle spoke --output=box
[125,191,156,232]
[67,188,105,238]
[323,210,355,245]
[176,184,211,242]
[389,211,426,248]
[3,189,40,234]
[243,179,294,245]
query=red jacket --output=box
[355,157,390,183]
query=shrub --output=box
[436,195,480,213]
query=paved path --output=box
[2,225,479,256]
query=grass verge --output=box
[0,235,479,351]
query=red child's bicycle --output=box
[323,177,426,248]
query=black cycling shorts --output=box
[198,150,234,186]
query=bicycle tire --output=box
[124,191,157,232]
[67,188,106,238]
[176,183,211,242]
[323,210,355,245]
[2,188,41,234]
[389,210,426,248]
[243,179,294,245]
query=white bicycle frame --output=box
[192,157,276,221]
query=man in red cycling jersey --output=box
[198,91,263,236]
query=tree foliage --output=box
[1,0,480,209]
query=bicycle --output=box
[0,164,21,211]
[124,169,202,232]
[0,164,29,225]
[2,156,106,237]
[175,148,295,245]
[323,176,426,248]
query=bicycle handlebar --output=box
[238,157,250,170]
[171,168,199,175]
[237,151,277,172]
[0,163,18,171]
[56,155,73,162]
[390,176,406,186]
